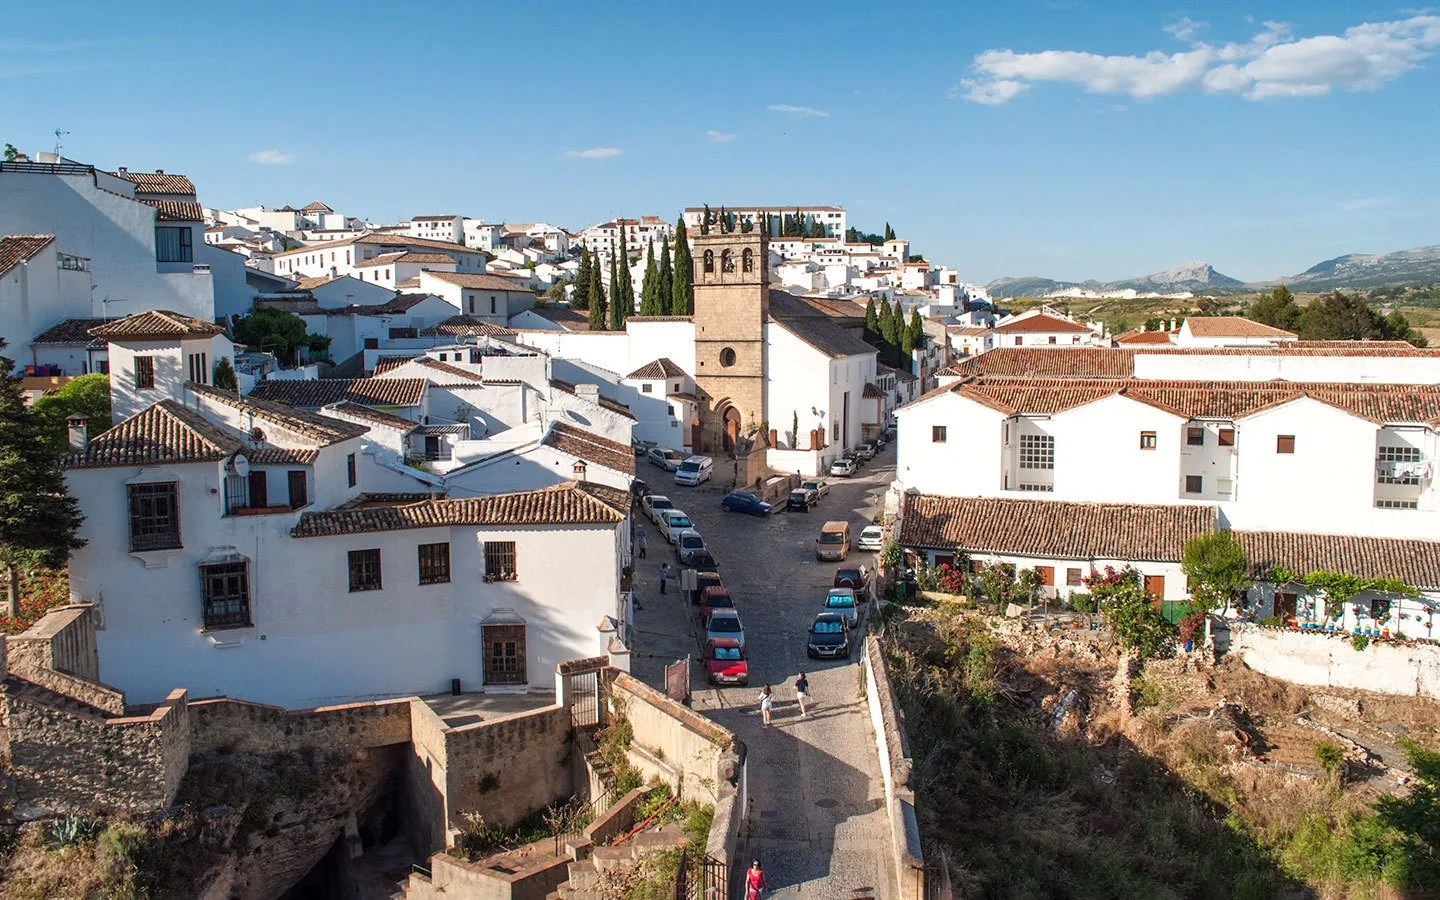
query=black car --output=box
[685,551,720,574]
[807,612,852,659]
[786,488,817,512]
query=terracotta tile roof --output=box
[549,379,637,420]
[1161,345,1440,359]
[943,348,1137,379]
[899,494,1214,562]
[353,252,407,268]
[1184,316,1296,339]
[412,357,484,383]
[1236,531,1440,591]
[946,325,990,337]
[248,447,320,465]
[110,170,195,195]
[372,355,421,375]
[578,481,631,514]
[862,382,885,399]
[294,274,346,290]
[771,292,876,359]
[542,421,636,475]
[291,482,624,537]
[626,358,687,380]
[992,312,1092,334]
[626,315,693,323]
[300,201,333,213]
[0,234,55,277]
[249,377,426,409]
[1115,329,1177,345]
[422,271,535,293]
[527,307,590,331]
[668,391,700,402]
[89,310,226,340]
[189,382,369,446]
[31,317,107,347]
[140,199,204,222]
[318,400,417,432]
[275,232,482,260]
[323,294,434,317]
[63,400,241,469]
[421,316,516,338]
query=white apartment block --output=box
[464,220,505,252]
[404,215,464,245]
[682,205,847,239]
[579,217,673,257]
[271,233,488,281]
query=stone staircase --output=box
[548,825,689,899]
[3,675,115,721]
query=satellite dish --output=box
[231,454,250,477]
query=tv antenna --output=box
[53,128,70,158]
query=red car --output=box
[692,571,724,606]
[705,638,749,686]
[701,585,736,624]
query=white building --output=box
[989,308,1105,347]
[404,215,465,245]
[682,205,847,239]
[463,220,506,252]
[271,233,488,281]
[417,271,536,325]
[578,217,673,256]
[0,235,94,369]
[1175,316,1298,348]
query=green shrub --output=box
[43,816,99,849]
[1351,633,1369,652]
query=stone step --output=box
[590,845,636,871]
[3,676,113,721]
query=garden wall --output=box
[1227,623,1440,700]
[863,637,927,900]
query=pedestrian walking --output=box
[759,684,773,726]
[637,528,647,559]
[658,562,670,595]
[795,672,809,717]
[745,859,766,899]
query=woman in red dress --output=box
[745,859,766,899]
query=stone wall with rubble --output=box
[187,695,414,755]
[1226,622,1440,700]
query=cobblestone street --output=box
[631,449,899,897]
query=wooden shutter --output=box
[1035,566,1054,586]
[248,470,268,508]
[287,470,307,508]
[1143,575,1165,600]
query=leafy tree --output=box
[907,309,925,355]
[864,298,880,344]
[30,374,111,453]
[657,237,673,307]
[1296,291,1390,342]
[1375,740,1440,889]
[671,217,693,315]
[1084,566,1176,660]
[1384,310,1429,348]
[0,341,86,616]
[1181,530,1250,613]
[587,252,607,330]
[3,143,18,162]
[232,308,313,365]
[884,222,896,241]
[572,248,592,310]
[639,242,661,316]
[212,356,238,392]
[1247,285,1301,330]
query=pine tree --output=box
[671,217,693,315]
[658,237,673,307]
[884,222,896,241]
[587,251,607,330]
[639,242,659,316]
[0,340,86,615]
[573,248,592,310]
[864,298,880,345]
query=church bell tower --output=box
[691,231,769,460]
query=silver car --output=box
[647,447,687,471]
[705,608,745,649]
[801,478,829,500]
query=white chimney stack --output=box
[67,414,88,451]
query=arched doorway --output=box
[722,406,742,452]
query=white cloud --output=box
[767,104,830,118]
[564,147,623,159]
[960,14,1440,104]
[248,149,294,165]
[706,130,736,143]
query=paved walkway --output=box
[631,452,899,897]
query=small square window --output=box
[1139,431,1156,450]
[1185,475,1203,494]
[1066,567,1082,587]
[1186,427,1204,446]
[641,384,652,393]
[348,549,382,592]
[932,426,947,443]
[1218,428,1235,447]
[1277,435,1295,454]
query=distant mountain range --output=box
[985,244,1440,299]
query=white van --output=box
[674,455,713,486]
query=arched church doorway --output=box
[722,406,742,452]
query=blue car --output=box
[721,490,772,516]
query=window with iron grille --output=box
[134,355,155,390]
[484,541,518,581]
[1017,482,1054,492]
[1377,445,1424,485]
[348,549,382,592]
[1066,567,1083,587]
[128,482,181,551]
[932,426,947,443]
[187,352,208,385]
[418,542,451,585]
[1018,434,1054,469]
[1186,426,1205,446]
[223,474,249,514]
[201,561,251,629]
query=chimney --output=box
[117,166,127,174]
[576,383,600,402]
[66,414,88,451]
[155,168,164,174]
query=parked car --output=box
[857,524,885,552]
[705,638,749,686]
[700,585,736,624]
[660,509,693,544]
[632,439,656,458]
[800,478,829,500]
[843,450,864,469]
[642,494,675,525]
[833,565,872,598]
[807,613,852,659]
[854,442,876,461]
[829,457,856,477]
[823,588,859,628]
[685,550,720,574]
[674,455,713,486]
[692,571,724,605]
[815,520,851,561]
[647,447,687,471]
[721,490,772,516]
[677,530,708,564]
[705,608,745,649]
[786,488,817,512]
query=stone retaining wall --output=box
[863,637,926,900]
[1227,622,1440,699]
[5,605,124,714]
[188,695,414,755]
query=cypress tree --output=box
[671,218,693,315]
[701,204,711,235]
[884,222,896,241]
[718,206,728,234]
[587,251,607,330]
[0,339,86,615]
[889,301,907,366]
[658,237,673,306]
[864,298,879,345]
[573,248,592,310]
[615,228,634,325]
[907,309,925,353]
[608,244,623,330]
[900,307,917,367]
[639,242,660,316]
[877,300,896,362]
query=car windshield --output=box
[813,619,845,634]
[681,536,704,549]
[709,616,741,633]
[819,532,844,544]
[712,647,741,661]
[862,527,883,538]
[837,569,861,580]
[678,461,700,473]
[706,594,733,608]
[651,498,673,510]
[826,594,855,608]
[667,516,691,529]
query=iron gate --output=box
[673,849,726,899]
[568,668,601,728]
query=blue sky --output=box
[3,1,1438,283]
